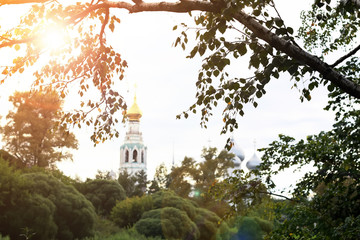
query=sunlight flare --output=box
[37,24,69,52]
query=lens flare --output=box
[36,24,68,53]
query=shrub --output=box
[111,195,153,228]
[77,179,126,216]
[0,159,58,240]
[135,207,200,240]
[0,164,97,240]
[23,173,97,239]
[152,190,198,220]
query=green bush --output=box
[151,191,232,240]
[23,173,97,239]
[4,193,57,240]
[152,191,198,220]
[134,218,163,239]
[135,207,200,240]
[111,195,153,228]
[194,208,219,239]
[0,160,97,240]
[0,159,58,240]
[77,179,126,216]
[92,216,121,238]
[111,190,233,240]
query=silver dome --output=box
[246,153,261,170]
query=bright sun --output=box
[39,26,68,52]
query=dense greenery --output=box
[118,169,148,197]
[258,111,360,239]
[111,195,153,229]
[113,191,235,240]
[136,207,200,240]
[156,147,234,217]
[0,90,78,168]
[0,150,275,240]
[76,179,126,216]
[0,159,96,240]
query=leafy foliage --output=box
[166,147,234,217]
[135,207,200,240]
[210,169,271,218]
[118,169,148,197]
[152,190,198,221]
[1,0,359,144]
[0,90,78,168]
[166,158,193,197]
[175,0,316,136]
[194,208,230,240]
[76,178,126,216]
[151,191,232,240]
[299,0,360,55]
[153,163,170,190]
[111,190,233,239]
[23,173,97,239]
[111,195,153,229]
[257,102,360,239]
[0,159,96,240]
[168,147,234,196]
[1,1,127,144]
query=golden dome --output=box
[127,95,142,121]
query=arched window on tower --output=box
[141,151,144,163]
[125,150,129,163]
[133,150,138,162]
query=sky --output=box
[0,0,336,191]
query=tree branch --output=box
[330,44,360,68]
[69,0,360,99]
[0,37,34,48]
[0,0,50,5]
[99,7,110,46]
[232,11,360,98]
[1,0,360,99]
[258,191,299,202]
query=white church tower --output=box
[119,95,147,175]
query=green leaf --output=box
[218,22,226,34]
[237,43,247,56]
[327,84,335,92]
[199,43,206,56]
[265,20,274,28]
[256,91,262,98]
[275,18,284,27]
[286,27,294,34]
[253,9,261,16]
[189,46,198,58]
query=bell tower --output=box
[119,95,147,175]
